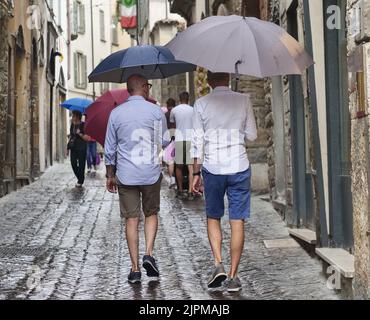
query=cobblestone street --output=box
[0,163,339,300]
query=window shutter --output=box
[82,54,87,89]
[78,4,85,34]
[100,10,105,41]
[72,1,78,38]
[73,52,78,88]
[112,16,118,45]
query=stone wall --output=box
[347,0,370,300]
[0,1,11,197]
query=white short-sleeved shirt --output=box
[170,104,194,142]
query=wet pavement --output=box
[0,163,339,300]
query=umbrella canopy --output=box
[60,98,93,114]
[84,89,157,146]
[166,15,314,78]
[88,45,197,83]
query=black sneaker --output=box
[208,263,227,289]
[128,270,142,284]
[143,255,160,279]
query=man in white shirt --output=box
[191,72,257,293]
[170,92,194,199]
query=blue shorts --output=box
[202,168,251,221]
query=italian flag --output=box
[119,0,137,29]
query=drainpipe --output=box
[136,0,140,45]
[67,0,71,80]
[90,0,96,100]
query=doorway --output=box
[287,0,315,229]
[30,38,40,178]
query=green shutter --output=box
[73,52,78,88]
[100,10,105,41]
[82,54,87,89]
[72,1,78,37]
[78,3,85,34]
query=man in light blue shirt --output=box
[105,75,169,284]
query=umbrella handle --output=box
[234,60,242,92]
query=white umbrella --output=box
[166,15,314,78]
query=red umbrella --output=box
[85,89,157,146]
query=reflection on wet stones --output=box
[0,163,340,300]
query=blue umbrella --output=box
[60,98,93,114]
[88,45,196,83]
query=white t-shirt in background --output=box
[170,104,194,142]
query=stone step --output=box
[263,238,300,249]
[315,248,355,279]
[288,228,317,244]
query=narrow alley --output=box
[0,163,338,300]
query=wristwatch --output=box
[193,172,201,177]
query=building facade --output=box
[67,0,132,102]
[265,0,370,299]
[0,0,69,198]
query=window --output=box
[73,0,85,37]
[100,10,106,42]
[112,16,119,46]
[74,52,87,89]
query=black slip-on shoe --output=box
[143,255,160,278]
[128,269,142,284]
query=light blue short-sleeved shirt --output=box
[105,96,170,186]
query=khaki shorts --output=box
[175,141,194,165]
[117,175,162,219]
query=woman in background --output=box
[67,111,90,188]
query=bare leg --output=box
[144,214,158,257]
[187,165,194,194]
[126,218,140,271]
[207,218,223,265]
[176,165,184,192]
[168,163,175,178]
[229,220,245,278]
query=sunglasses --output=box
[143,83,153,89]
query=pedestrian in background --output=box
[67,111,90,188]
[191,72,257,292]
[87,137,98,173]
[170,92,194,199]
[163,98,176,188]
[105,75,169,284]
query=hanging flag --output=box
[119,0,137,29]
